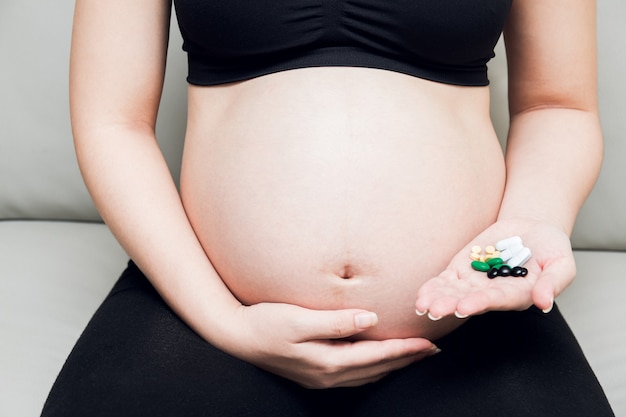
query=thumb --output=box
[300,309,379,340]
[532,256,576,313]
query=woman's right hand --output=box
[217,302,439,389]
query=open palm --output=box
[415,218,576,320]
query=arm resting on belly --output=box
[73,123,438,388]
[70,0,437,388]
[70,0,240,346]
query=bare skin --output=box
[70,0,601,389]
[181,68,504,342]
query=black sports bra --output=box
[173,0,512,87]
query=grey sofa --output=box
[1,1,624,416]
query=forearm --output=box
[497,107,603,235]
[75,123,241,346]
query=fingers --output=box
[292,308,382,341]
[300,338,439,389]
[283,307,440,388]
[415,266,536,318]
[415,270,464,318]
[453,281,534,315]
[532,256,576,312]
[340,338,438,368]
[416,256,576,320]
[421,282,530,319]
[239,303,440,389]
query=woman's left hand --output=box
[415,218,576,320]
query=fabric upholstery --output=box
[1,0,624,416]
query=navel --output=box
[338,263,355,279]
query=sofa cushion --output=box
[0,221,128,417]
[569,0,626,251]
[1,222,624,416]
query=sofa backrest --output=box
[0,0,187,222]
[571,1,626,250]
[2,0,624,251]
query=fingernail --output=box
[425,345,442,357]
[355,312,379,329]
[427,312,442,321]
[430,347,442,356]
[454,311,469,319]
[542,299,554,314]
[415,308,427,316]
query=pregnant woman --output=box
[42,0,615,416]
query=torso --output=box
[180,67,505,341]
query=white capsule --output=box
[495,236,523,252]
[499,243,522,261]
[508,247,532,267]
[499,248,514,262]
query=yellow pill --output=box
[484,250,501,260]
[485,245,496,254]
[470,252,482,261]
[471,246,482,253]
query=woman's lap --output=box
[41,261,615,417]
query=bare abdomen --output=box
[180,68,505,341]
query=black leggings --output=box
[41,261,615,417]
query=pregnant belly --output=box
[180,70,505,341]
[182,135,504,341]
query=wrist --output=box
[496,200,577,236]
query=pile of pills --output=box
[470,236,531,279]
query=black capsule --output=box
[487,267,499,279]
[519,267,529,277]
[498,265,512,277]
[511,266,524,277]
